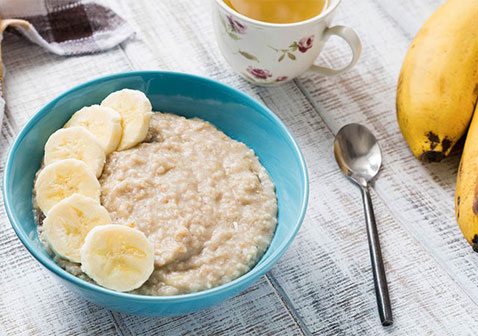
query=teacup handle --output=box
[311,25,362,76]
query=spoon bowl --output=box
[334,123,382,185]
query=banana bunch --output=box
[397,0,478,162]
[35,89,155,291]
[396,0,478,251]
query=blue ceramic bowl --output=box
[3,71,308,316]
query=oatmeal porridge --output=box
[38,112,278,295]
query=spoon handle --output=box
[361,184,393,326]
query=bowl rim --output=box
[3,70,309,302]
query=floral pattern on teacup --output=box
[270,35,315,62]
[298,35,315,53]
[243,69,289,85]
[238,50,259,62]
[227,15,247,34]
[220,14,247,40]
[217,11,309,85]
[247,66,272,80]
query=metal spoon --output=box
[333,123,393,326]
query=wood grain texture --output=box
[261,80,478,335]
[299,0,478,316]
[118,277,302,336]
[2,0,478,334]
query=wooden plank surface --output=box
[2,0,478,334]
[299,0,478,313]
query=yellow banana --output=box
[396,0,478,162]
[456,103,478,251]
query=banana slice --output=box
[80,224,154,292]
[64,105,122,155]
[35,159,101,214]
[44,127,106,178]
[101,89,152,151]
[43,194,111,263]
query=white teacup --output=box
[212,0,361,86]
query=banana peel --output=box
[396,0,478,162]
[456,102,478,251]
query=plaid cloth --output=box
[0,0,134,127]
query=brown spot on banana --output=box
[473,178,478,215]
[472,198,478,216]
[420,133,453,162]
[473,179,478,215]
[441,137,451,153]
[456,195,461,219]
[473,235,478,252]
[426,131,440,150]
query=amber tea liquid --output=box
[223,0,327,24]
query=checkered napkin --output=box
[0,0,134,127]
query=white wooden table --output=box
[2,0,477,334]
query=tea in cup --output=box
[213,0,362,86]
[223,0,328,24]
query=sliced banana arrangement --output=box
[34,89,155,292]
[80,224,155,292]
[35,158,101,214]
[101,89,152,151]
[64,105,122,155]
[43,194,112,263]
[44,127,106,178]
